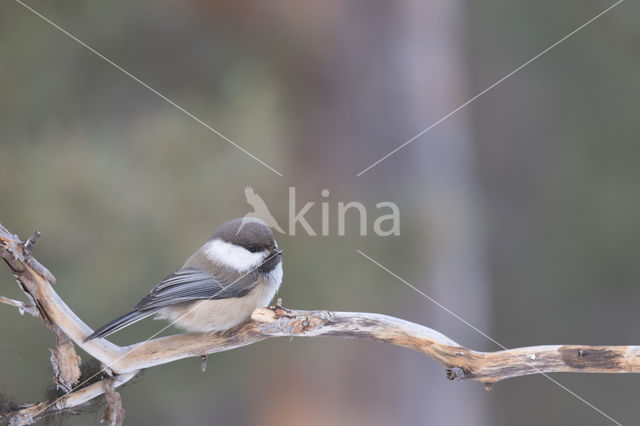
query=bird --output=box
[84,218,283,341]
[239,186,285,234]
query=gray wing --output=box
[134,267,257,311]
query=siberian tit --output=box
[85,218,283,341]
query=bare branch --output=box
[4,372,137,425]
[0,294,38,317]
[50,332,82,392]
[0,224,127,363]
[1,221,640,420]
[102,378,125,426]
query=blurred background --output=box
[1,0,639,424]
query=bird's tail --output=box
[84,309,158,342]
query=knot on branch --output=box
[252,306,335,334]
[446,366,466,381]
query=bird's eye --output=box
[247,245,257,253]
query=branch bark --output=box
[1,223,639,423]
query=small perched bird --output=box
[85,218,283,341]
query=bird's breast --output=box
[156,263,283,333]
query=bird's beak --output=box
[272,247,283,256]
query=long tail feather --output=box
[84,309,158,342]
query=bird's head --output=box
[205,218,282,273]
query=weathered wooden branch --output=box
[1,223,640,424]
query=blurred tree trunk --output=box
[292,0,490,423]
[399,1,491,425]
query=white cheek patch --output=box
[204,239,267,271]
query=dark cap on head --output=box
[211,218,277,253]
